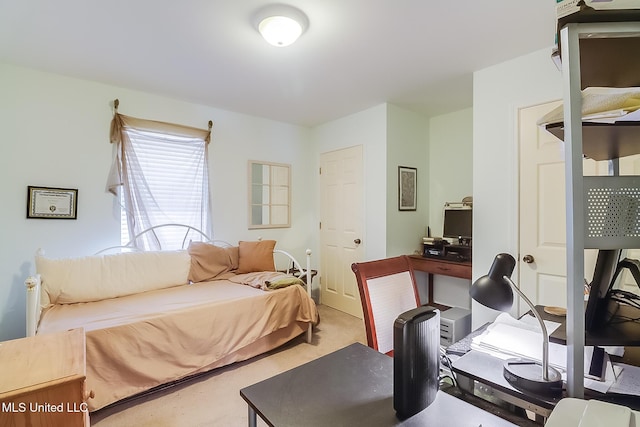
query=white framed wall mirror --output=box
[248,161,291,229]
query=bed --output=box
[24,225,319,412]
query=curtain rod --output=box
[114,98,212,130]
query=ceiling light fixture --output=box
[255,4,309,47]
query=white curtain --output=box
[107,113,213,250]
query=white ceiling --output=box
[0,1,558,127]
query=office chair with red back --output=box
[351,255,421,356]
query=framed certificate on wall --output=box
[27,186,78,219]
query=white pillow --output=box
[36,250,191,305]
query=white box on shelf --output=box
[557,0,640,19]
[440,307,471,347]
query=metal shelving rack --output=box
[558,14,640,398]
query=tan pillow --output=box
[227,245,239,270]
[236,240,276,273]
[188,241,235,282]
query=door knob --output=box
[523,254,535,264]
[354,239,361,245]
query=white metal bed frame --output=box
[25,224,314,342]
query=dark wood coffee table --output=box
[240,342,518,426]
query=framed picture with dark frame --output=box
[398,166,417,211]
[27,186,78,219]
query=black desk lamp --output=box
[470,253,563,397]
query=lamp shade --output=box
[469,253,516,311]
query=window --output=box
[108,113,212,249]
[248,161,290,229]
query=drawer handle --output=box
[85,389,95,400]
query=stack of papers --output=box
[537,87,640,126]
[608,363,640,396]
[471,313,623,393]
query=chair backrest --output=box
[351,255,421,355]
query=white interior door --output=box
[320,145,364,318]
[519,101,567,312]
[518,101,607,313]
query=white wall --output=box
[472,47,563,328]
[386,104,429,257]
[312,104,389,261]
[428,108,474,308]
[0,62,315,341]
[312,103,432,261]
[429,108,473,235]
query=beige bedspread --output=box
[37,279,318,411]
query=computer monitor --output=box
[443,206,472,242]
[585,249,623,332]
[550,249,640,346]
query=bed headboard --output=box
[96,223,215,254]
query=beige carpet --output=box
[90,304,366,427]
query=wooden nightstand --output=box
[0,328,91,427]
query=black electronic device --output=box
[443,205,472,245]
[422,240,471,262]
[585,249,640,334]
[393,306,440,420]
[551,251,640,347]
[585,249,623,332]
[422,237,447,257]
[445,244,472,262]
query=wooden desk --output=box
[0,328,90,427]
[408,255,472,307]
[240,342,518,427]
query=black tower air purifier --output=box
[393,306,440,419]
